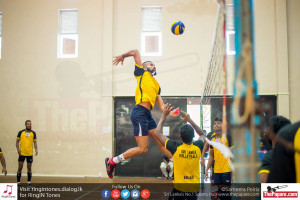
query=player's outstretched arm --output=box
[156,96,179,117]
[180,110,205,136]
[155,103,174,146]
[112,49,142,66]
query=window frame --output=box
[141,7,162,57]
[141,31,162,57]
[57,9,78,58]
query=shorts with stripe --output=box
[130,105,157,136]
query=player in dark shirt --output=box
[259,115,291,183]
[268,121,300,183]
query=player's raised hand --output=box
[180,110,191,122]
[162,103,174,117]
[169,107,179,117]
[112,55,124,66]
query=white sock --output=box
[113,154,125,164]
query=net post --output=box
[231,0,259,183]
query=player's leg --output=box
[17,156,25,185]
[105,105,149,178]
[105,136,148,178]
[160,162,168,178]
[26,156,33,186]
[122,136,149,158]
[148,129,172,159]
[147,109,173,159]
[217,172,231,200]
[168,161,174,178]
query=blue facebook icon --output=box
[101,189,111,199]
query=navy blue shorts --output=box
[130,105,157,136]
[18,155,33,163]
[214,172,232,185]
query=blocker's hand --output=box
[163,104,174,117]
[112,55,124,66]
[169,107,179,117]
[180,110,191,122]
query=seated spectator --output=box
[160,154,173,179]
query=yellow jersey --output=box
[165,139,204,192]
[210,134,233,173]
[134,64,161,109]
[295,128,300,183]
[17,129,37,156]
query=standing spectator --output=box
[16,120,38,186]
[258,140,268,161]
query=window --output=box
[226,4,235,55]
[141,7,162,56]
[58,9,78,58]
[0,12,2,59]
[226,30,235,55]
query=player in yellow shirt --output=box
[106,49,179,178]
[16,120,38,186]
[205,118,233,184]
[155,104,205,199]
[0,147,7,176]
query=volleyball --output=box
[171,21,185,35]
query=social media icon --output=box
[111,189,120,199]
[131,189,140,199]
[141,189,150,199]
[101,189,111,199]
[121,189,130,199]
